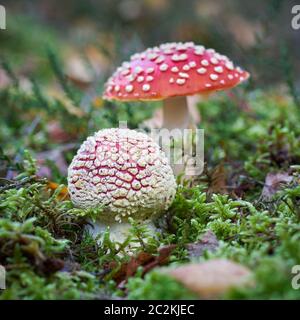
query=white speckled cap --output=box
[68,128,177,223]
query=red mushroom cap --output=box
[103,42,250,101]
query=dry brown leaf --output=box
[48,89,85,117]
[47,181,69,200]
[168,259,253,299]
[186,230,219,258]
[85,45,109,76]
[65,55,94,89]
[47,120,77,143]
[36,149,69,178]
[208,163,228,194]
[108,244,177,285]
[261,172,293,200]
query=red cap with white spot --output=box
[103,42,250,101]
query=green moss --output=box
[1,269,100,300]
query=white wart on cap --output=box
[103,42,250,101]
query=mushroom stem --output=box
[162,96,192,130]
[187,95,202,125]
[86,219,158,244]
[161,96,201,176]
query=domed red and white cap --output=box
[103,42,250,101]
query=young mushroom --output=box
[103,42,250,130]
[68,128,176,243]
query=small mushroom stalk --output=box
[162,96,190,130]
[143,94,204,134]
[86,219,157,244]
[68,128,176,245]
[161,96,204,175]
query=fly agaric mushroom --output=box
[103,42,250,129]
[68,128,176,242]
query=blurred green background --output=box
[1,0,300,87]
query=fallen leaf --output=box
[16,236,65,275]
[168,259,253,299]
[107,232,219,285]
[208,163,228,194]
[186,230,219,258]
[261,172,293,200]
[65,55,94,89]
[85,45,109,76]
[35,143,77,179]
[48,89,85,117]
[108,244,177,285]
[41,257,65,275]
[36,149,69,178]
[47,120,77,143]
[47,181,69,200]
[142,245,177,274]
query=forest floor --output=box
[1,15,300,300]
